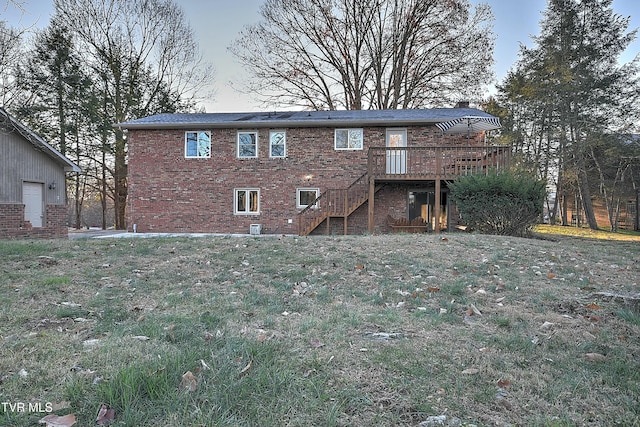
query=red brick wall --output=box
[127,126,476,234]
[0,204,69,239]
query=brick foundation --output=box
[0,204,69,239]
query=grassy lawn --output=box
[534,224,640,242]
[0,231,638,426]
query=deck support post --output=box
[344,191,348,235]
[434,179,441,233]
[368,176,375,233]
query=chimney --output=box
[455,101,469,108]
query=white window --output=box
[269,130,286,158]
[297,188,319,209]
[237,131,258,158]
[235,189,260,214]
[185,131,211,158]
[334,128,363,150]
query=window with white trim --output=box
[297,188,319,209]
[235,189,260,214]
[269,130,286,158]
[185,131,211,158]
[237,131,258,158]
[334,128,363,150]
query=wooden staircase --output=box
[298,172,383,236]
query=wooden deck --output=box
[298,145,510,236]
[368,145,510,180]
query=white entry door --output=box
[23,182,44,227]
[386,129,407,174]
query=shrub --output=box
[449,170,546,237]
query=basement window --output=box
[185,131,211,158]
[297,188,319,209]
[335,128,363,150]
[235,189,260,214]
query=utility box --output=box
[249,224,262,235]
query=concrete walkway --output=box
[68,228,292,239]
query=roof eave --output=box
[1,108,82,173]
[116,117,451,130]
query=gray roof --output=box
[116,108,499,130]
[0,107,81,173]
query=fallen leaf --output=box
[96,404,115,425]
[585,352,606,362]
[355,264,365,270]
[585,315,604,322]
[179,371,198,392]
[427,286,440,292]
[585,302,601,310]
[470,303,482,316]
[39,414,76,427]
[547,272,556,279]
[496,396,513,410]
[310,338,324,348]
[539,321,554,330]
[497,379,510,388]
[240,360,253,375]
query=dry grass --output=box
[0,231,638,426]
[534,224,640,242]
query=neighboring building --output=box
[118,107,505,235]
[0,107,81,238]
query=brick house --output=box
[118,107,505,235]
[0,107,81,239]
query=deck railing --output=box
[297,172,369,236]
[298,145,512,235]
[368,145,511,179]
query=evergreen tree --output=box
[498,0,640,229]
[15,20,99,229]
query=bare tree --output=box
[0,21,25,108]
[54,0,214,229]
[230,0,495,110]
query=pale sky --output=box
[2,0,639,112]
